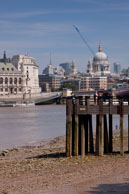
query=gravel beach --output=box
[0,131,129,193]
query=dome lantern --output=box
[98,41,102,52]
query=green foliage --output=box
[51,88,55,92]
[60,83,76,91]
[121,69,128,73]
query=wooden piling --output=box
[89,114,94,153]
[81,116,85,157]
[128,99,129,152]
[73,98,79,156]
[66,98,72,157]
[66,95,127,157]
[109,98,113,153]
[96,114,99,155]
[104,114,109,153]
[85,115,89,154]
[120,98,124,156]
[98,97,103,156]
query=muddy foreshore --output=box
[0,130,129,193]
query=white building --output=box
[0,53,41,96]
[12,55,41,94]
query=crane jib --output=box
[73,25,95,56]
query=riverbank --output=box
[0,131,129,193]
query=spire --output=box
[3,51,7,64]
[50,52,52,65]
[98,40,102,52]
[72,60,76,68]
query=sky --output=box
[0,0,129,73]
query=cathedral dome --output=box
[93,41,108,62]
[94,51,107,61]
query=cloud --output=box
[0,20,96,39]
[0,3,129,21]
[0,9,90,20]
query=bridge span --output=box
[34,92,62,105]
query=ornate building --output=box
[0,53,41,96]
[87,41,110,76]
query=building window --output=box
[14,88,17,92]
[19,78,22,84]
[14,78,17,84]
[2,68,5,71]
[10,78,13,84]
[5,88,8,92]
[5,77,8,84]
[19,88,22,92]
[11,68,14,71]
[0,88,3,92]
[7,68,9,71]
[0,77,3,84]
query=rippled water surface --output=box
[0,105,66,150]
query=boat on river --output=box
[13,102,35,107]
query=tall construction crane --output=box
[73,25,95,56]
[73,25,104,76]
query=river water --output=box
[0,105,66,150]
[0,105,128,150]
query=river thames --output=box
[0,105,128,150]
[0,105,66,150]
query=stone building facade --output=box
[80,76,107,90]
[0,53,41,96]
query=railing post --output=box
[66,97,72,157]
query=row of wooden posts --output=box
[66,96,128,157]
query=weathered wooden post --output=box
[85,115,89,154]
[96,114,99,155]
[109,97,113,153]
[98,96,103,156]
[120,98,124,156]
[128,98,129,152]
[81,116,85,157]
[73,97,79,156]
[89,114,94,153]
[104,114,109,153]
[66,97,72,157]
[85,96,89,154]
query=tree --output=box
[60,83,76,91]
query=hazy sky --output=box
[0,0,129,73]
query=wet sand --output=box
[0,131,129,193]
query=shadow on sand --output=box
[89,182,129,193]
[27,152,66,159]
